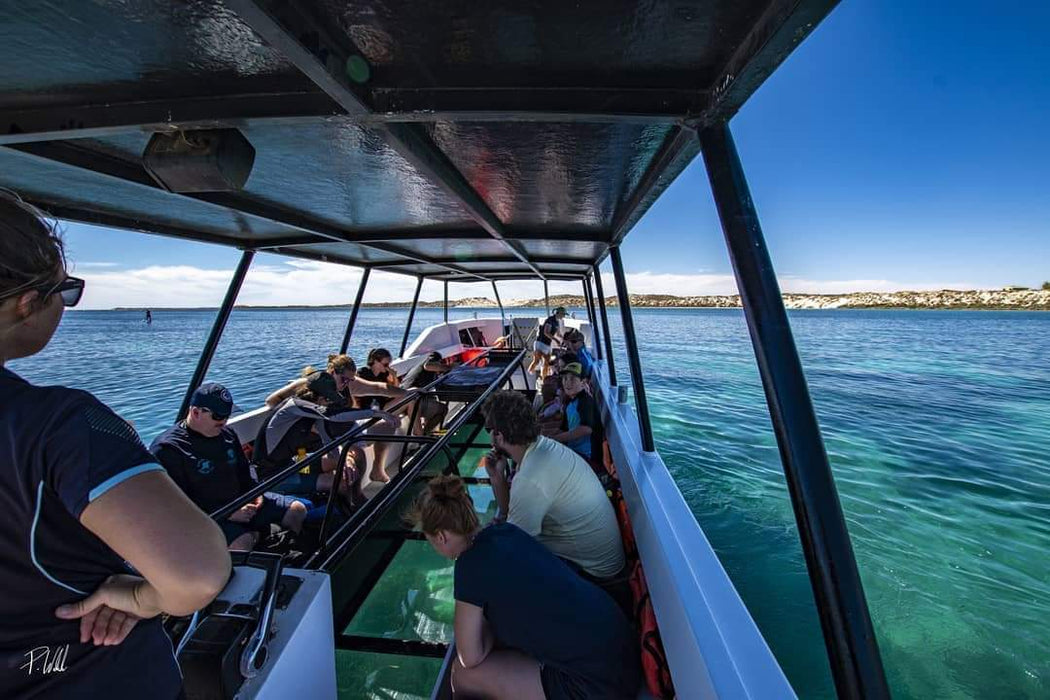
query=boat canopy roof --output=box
[0,0,836,282]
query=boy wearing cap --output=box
[526,306,566,379]
[551,362,603,468]
[151,383,307,551]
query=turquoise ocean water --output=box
[9,307,1049,698]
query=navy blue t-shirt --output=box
[0,367,182,699]
[150,423,251,515]
[454,523,638,692]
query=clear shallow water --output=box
[10,307,1050,698]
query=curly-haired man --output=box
[480,391,624,582]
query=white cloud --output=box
[71,261,119,269]
[73,260,984,310]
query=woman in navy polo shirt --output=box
[0,193,231,699]
[408,474,640,699]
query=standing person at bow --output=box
[526,306,566,379]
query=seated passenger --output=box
[255,381,396,501]
[354,348,399,410]
[265,354,408,483]
[535,374,563,437]
[562,329,594,379]
[409,475,640,700]
[480,391,625,584]
[150,383,307,551]
[401,350,456,434]
[550,362,604,470]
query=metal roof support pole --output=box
[177,250,254,421]
[400,276,424,358]
[582,276,603,361]
[609,247,654,452]
[543,280,550,316]
[491,281,506,329]
[340,267,371,355]
[443,281,449,324]
[592,264,617,386]
[698,123,890,700]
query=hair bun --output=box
[428,474,466,501]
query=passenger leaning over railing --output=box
[150,383,308,552]
[265,354,408,483]
[0,192,229,699]
[255,381,395,504]
[480,391,626,591]
[409,475,640,700]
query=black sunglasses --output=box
[0,275,85,307]
[41,276,86,307]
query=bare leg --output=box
[451,651,544,700]
[345,445,367,504]
[280,500,307,533]
[368,422,398,482]
[228,531,258,552]
[526,351,543,375]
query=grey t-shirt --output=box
[508,436,625,578]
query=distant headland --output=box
[111,287,1050,311]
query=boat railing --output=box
[309,346,529,570]
[206,345,529,565]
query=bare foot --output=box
[370,470,390,483]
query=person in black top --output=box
[0,192,230,699]
[151,383,308,551]
[354,347,398,410]
[408,475,639,700]
[551,363,604,470]
[526,306,566,379]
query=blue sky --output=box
[60,0,1049,308]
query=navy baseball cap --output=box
[190,382,234,419]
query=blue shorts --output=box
[220,493,308,544]
[268,471,321,496]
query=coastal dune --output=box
[482,289,1050,311]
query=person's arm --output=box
[482,453,510,520]
[454,600,494,669]
[265,378,306,407]
[49,402,230,645]
[77,472,230,617]
[552,424,592,444]
[349,375,407,399]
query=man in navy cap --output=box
[150,383,307,551]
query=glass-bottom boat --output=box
[0,0,889,697]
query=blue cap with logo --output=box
[190,382,234,419]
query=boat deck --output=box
[329,423,497,698]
